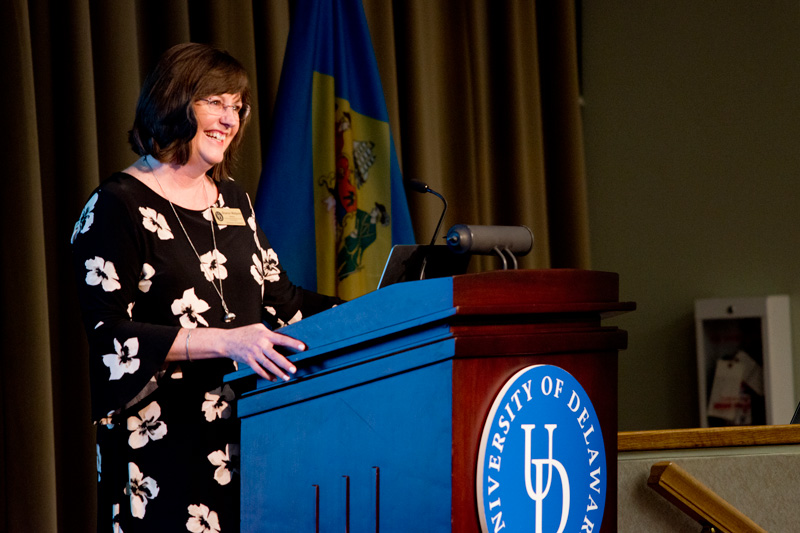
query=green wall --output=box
[581,1,800,430]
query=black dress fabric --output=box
[72,172,339,532]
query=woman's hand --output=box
[220,323,305,381]
[168,324,306,381]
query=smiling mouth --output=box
[205,131,226,142]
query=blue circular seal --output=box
[476,365,606,533]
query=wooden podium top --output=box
[227,269,635,384]
[453,269,631,316]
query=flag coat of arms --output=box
[255,0,414,300]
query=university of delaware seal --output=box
[476,365,606,533]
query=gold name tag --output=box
[211,207,246,226]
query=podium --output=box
[227,270,633,532]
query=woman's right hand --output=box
[220,323,305,382]
[170,323,306,382]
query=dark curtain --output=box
[0,0,588,530]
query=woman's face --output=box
[189,93,243,170]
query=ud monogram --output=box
[476,365,606,532]
[522,424,570,533]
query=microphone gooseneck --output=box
[406,179,448,246]
[405,179,430,194]
[406,179,449,280]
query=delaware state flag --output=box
[255,0,414,300]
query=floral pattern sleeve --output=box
[241,192,344,329]
[72,183,179,422]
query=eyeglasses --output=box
[196,98,250,121]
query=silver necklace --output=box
[145,159,236,323]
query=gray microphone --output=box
[445,224,533,255]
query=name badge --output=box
[211,207,246,226]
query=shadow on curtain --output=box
[0,0,587,530]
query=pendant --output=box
[223,311,236,323]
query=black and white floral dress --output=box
[72,172,340,532]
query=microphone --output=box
[446,224,533,255]
[405,179,430,194]
[406,179,447,246]
[446,224,533,270]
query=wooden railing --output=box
[619,424,800,452]
[620,425,800,532]
[647,461,767,533]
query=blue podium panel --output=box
[231,270,634,532]
[240,356,454,532]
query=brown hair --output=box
[128,43,252,181]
